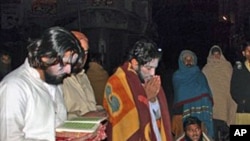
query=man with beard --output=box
[172,50,214,139]
[103,39,173,141]
[231,41,250,124]
[176,116,213,141]
[0,26,84,141]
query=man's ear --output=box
[131,58,138,69]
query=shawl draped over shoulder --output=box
[103,62,173,141]
[202,45,236,125]
[172,50,214,138]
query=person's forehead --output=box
[213,51,221,54]
[184,55,193,60]
[1,54,10,59]
[187,124,200,129]
[143,58,159,66]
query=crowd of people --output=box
[0,25,249,141]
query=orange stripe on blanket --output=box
[104,75,136,126]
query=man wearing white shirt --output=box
[0,26,83,141]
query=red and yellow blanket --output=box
[103,62,172,141]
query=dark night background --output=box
[1,0,249,72]
[153,1,236,70]
[1,0,250,124]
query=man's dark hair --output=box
[27,26,83,71]
[89,52,103,65]
[127,38,162,65]
[183,116,202,131]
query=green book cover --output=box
[67,117,107,124]
[56,122,99,133]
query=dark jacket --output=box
[230,61,250,113]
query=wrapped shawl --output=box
[202,45,237,125]
[103,62,173,141]
[173,50,214,138]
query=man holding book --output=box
[61,31,107,119]
[58,31,107,141]
[0,26,83,141]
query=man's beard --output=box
[186,63,193,67]
[44,70,66,85]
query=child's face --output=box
[185,124,202,141]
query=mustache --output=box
[185,63,193,67]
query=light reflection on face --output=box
[43,51,78,85]
[184,55,194,67]
[137,58,159,83]
[212,51,221,59]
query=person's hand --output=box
[82,110,107,117]
[143,75,161,102]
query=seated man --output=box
[62,31,107,119]
[176,116,213,141]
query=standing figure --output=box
[202,45,236,140]
[172,50,214,139]
[103,39,173,141]
[231,41,250,124]
[0,26,83,141]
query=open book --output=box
[56,116,107,133]
[66,117,107,124]
[56,122,99,133]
